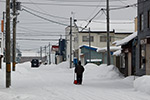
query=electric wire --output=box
[21,5,69,20]
[18,26,64,33]
[81,9,105,31]
[41,0,127,2]
[22,8,69,26]
[16,38,60,41]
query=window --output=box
[140,13,144,31]
[82,36,94,42]
[140,45,145,69]
[148,10,150,28]
[100,36,112,42]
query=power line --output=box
[17,38,60,41]
[109,3,137,11]
[81,9,104,31]
[80,2,138,31]
[16,32,67,36]
[92,20,134,24]
[85,0,103,21]
[0,0,127,2]
[22,8,69,26]
[17,26,65,33]
[0,1,126,7]
[19,1,125,7]
[41,0,127,2]
[21,5,69,20]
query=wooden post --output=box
[6,0,11,88]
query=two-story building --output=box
[65,20,133,65]
[136,0,150,75]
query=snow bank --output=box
[134,75,150,94]
[56,61,70,69]
[98,64,123,79]
[84,63,123,80]
[123,76,137,82]
[84,63,98,70]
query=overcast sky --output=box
[0,0,137,53]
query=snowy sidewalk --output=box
[0,62,150,100]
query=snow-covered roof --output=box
[76,20,134,33]
[113,32,137,46]
[97,46,121,52]
[113,50,122,56]
[22,51,39,57]
[79,45,98,51]
[86,59,102,62]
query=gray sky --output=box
[0,0,137,53]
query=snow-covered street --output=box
[0,61,150,100]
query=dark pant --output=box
[77,74,83,84]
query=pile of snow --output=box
[84,63,123,80]
[84,63,99,73]
[134,75,150,94]
[57,61,69,68]
[123,76,138,82]
[84,63,103,80]
[97,64,123,79]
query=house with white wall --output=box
[65,20,134,65]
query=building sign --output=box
[51,45,59,51]
[140,39,147,45]
[1,20,4,32]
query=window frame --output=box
[100,36,112,42]
[140,13,144,31]
[82,36,94,42]
[140,45,145,69]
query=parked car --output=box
[31,59,39,67]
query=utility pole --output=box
[49,43,51,64]
[12,0,17,71]
[70,17,72,68]
[107,0,111,65]
[89,27,91,63]
[45,45,47,62]
[0,12,5,69]
[5,0,11,88]
[40,47,42,62]
[2,12,5,54]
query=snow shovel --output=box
[73,73,77,84]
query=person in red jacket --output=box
[75,61,85,84]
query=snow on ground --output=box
[134,75,150,94]
[0,61,150,100]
